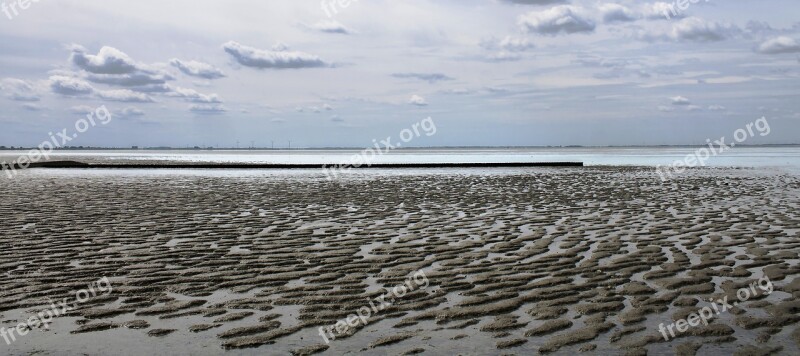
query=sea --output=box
[1,146,800,174]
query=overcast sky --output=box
[0,0,798,148]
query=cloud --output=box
[170,59,226,79]
[757,36,800,54]
[310,20,353,34]
[129,84,173,93]
[69,45,139,74]
[222,41,327,69]
[671,96,691,105]
[488,51,523,61]
[70,105,95,114]
[519,5,595,35]
[499,0,566,4]
[189,104,227,114]
[331,115,344,122]
[392,73,453,83]
[481,36,536,52]
[657,105,674,112]
[69,44,177,93]
[120,107,145,117]
[323,103,333,111]
[671,18,736,42]
[22,103,43,111]
[600,4,638,24]
[96,89,154,102]
[86,72,174,87]
[0,78,40,101]
[640,17,738,43]
[49,75,94,96]
[167,87,222,103]
[708,105,726,111]
[409,95,428,106]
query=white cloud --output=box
[409,94,428,106]
[69,45,139,74]
[0,78,40,102]
[519,5,595,35]
[708,105,726,111]
[96,89,154,102]
[757,37,800,54]
[499,0,566,4]
[671,96,691,105]
[120,107,145,117]
[640,17,738,43]
[167,87,222,103]
[170,59,226,79]
[70,105,95,114]
[222,41,327,69]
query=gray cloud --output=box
[223,41,327,69]
[49,75,94,96]
[87,71,174,87]
[310,20,353,34]
[22,103,43,111]
[189,104,227,114]
[170,59,226,79]
[392,73,453,83]
[600,4,638,23]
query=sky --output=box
[0,0,798,148]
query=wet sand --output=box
[1,167,799,355]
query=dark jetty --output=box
[23,161,583,169]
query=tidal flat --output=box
[1,167,799,355]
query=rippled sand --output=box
[1,167,799,356]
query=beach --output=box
[1,166,799,355]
